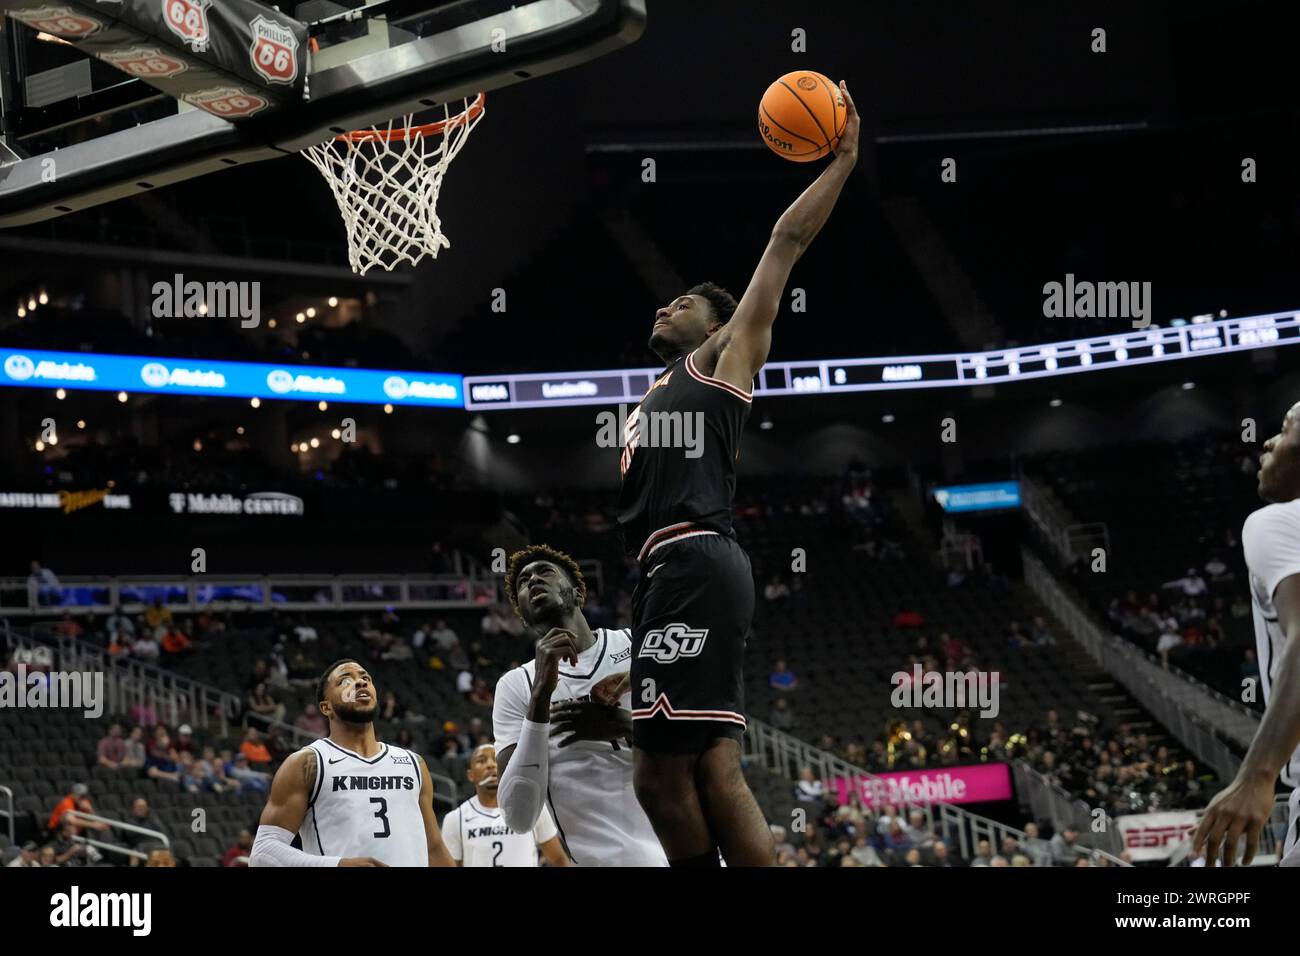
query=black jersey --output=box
[616,348,752,559]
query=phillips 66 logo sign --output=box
[163,0,211,51]
[102,47,188,80]
[10,6,103,38]
[183,87,269,120]
[248,15,299,84]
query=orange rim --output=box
[335,92,486,143]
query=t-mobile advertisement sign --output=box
[826,763,1013,807]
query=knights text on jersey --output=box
[616,348,752,556]
[492,627,667,866]
[441,797,557,867]
[299,739,428,867]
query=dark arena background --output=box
[0,0,1296,939]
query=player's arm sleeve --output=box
[532,803,559,844]
[440,807,463,864]
[1244,506,1300,601]
[494,669,547,834]
[250,749,340,867]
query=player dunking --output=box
[250,659,455,867]
[617,81,859,866]
[1194,401,1300,867]
[441,743,570,866]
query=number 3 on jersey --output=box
[370,797,390,838]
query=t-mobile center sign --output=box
[826,763,1013,807]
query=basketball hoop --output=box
[302,93,486,275]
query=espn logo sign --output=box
[1123,823,1196,850]
[638,623,707,664]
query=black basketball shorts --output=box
[630,531,754,754]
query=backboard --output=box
[0,0,645,226]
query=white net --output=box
[302,95,485,275]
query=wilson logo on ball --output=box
[248,15,299,84]
[102,47,187,79]
[638,624,709,664]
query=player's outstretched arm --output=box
[706,81,859,393]
[1193,573,1300,866]
[250,749,385,867]
[419,755,456,867]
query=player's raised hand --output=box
[533,627,581,696]
[835,80,859,164]
[1190,772,1274,867]
[338,857,389,867]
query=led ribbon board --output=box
[0,348,462,407]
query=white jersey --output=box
[1243,502,1300,865]
[300,738,428,867]
[441,796,558,867]
[493,627,666,867]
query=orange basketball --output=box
[758,70,847,162]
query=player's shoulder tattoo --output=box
[299,747,317,788]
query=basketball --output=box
[758,70,847,162]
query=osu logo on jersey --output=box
[11,6,103,38]
[163,0,211,51]
[638,623,708,663]
[102,47,187,79]
[248,15,299,84]
[183,86,269,120]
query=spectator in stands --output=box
[50,820,94,866]
[226,752,271,794]
[1030,616,1056,647]
[293,620,319,643]
[1164,568,1208,598]
[969,838,994,866]
[771,825,794,859]
[37,846,57,867]
[769,697,796,731]
[378,691,403,723]
[240,727,273,767]
[245,682,285,727]
[145,739,182,787]
[173,724,195,754]
[131,629,161,660]
[293,701,327,737]
[105,605,134,641]
[7,842,40,867]
[763,574,791,606]
[27,560,60,607]
[1021,821,1053,867]
[107,631,130,658]
[1156,624,1184,664]
[222,830,254,867]
[769,659,798,691]
[468,677,494,707]
[161,623,192,656]
[146,848,176,867]
[794,767,824,803]
[1241,648,1260,683]
[1049,824,1081,866]
[429,619,459,652]
[144,598,173,633]
[96,723,128,769]
[55,612,83,639]
[48,783,108,836]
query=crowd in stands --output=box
[770,804,1119,868]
